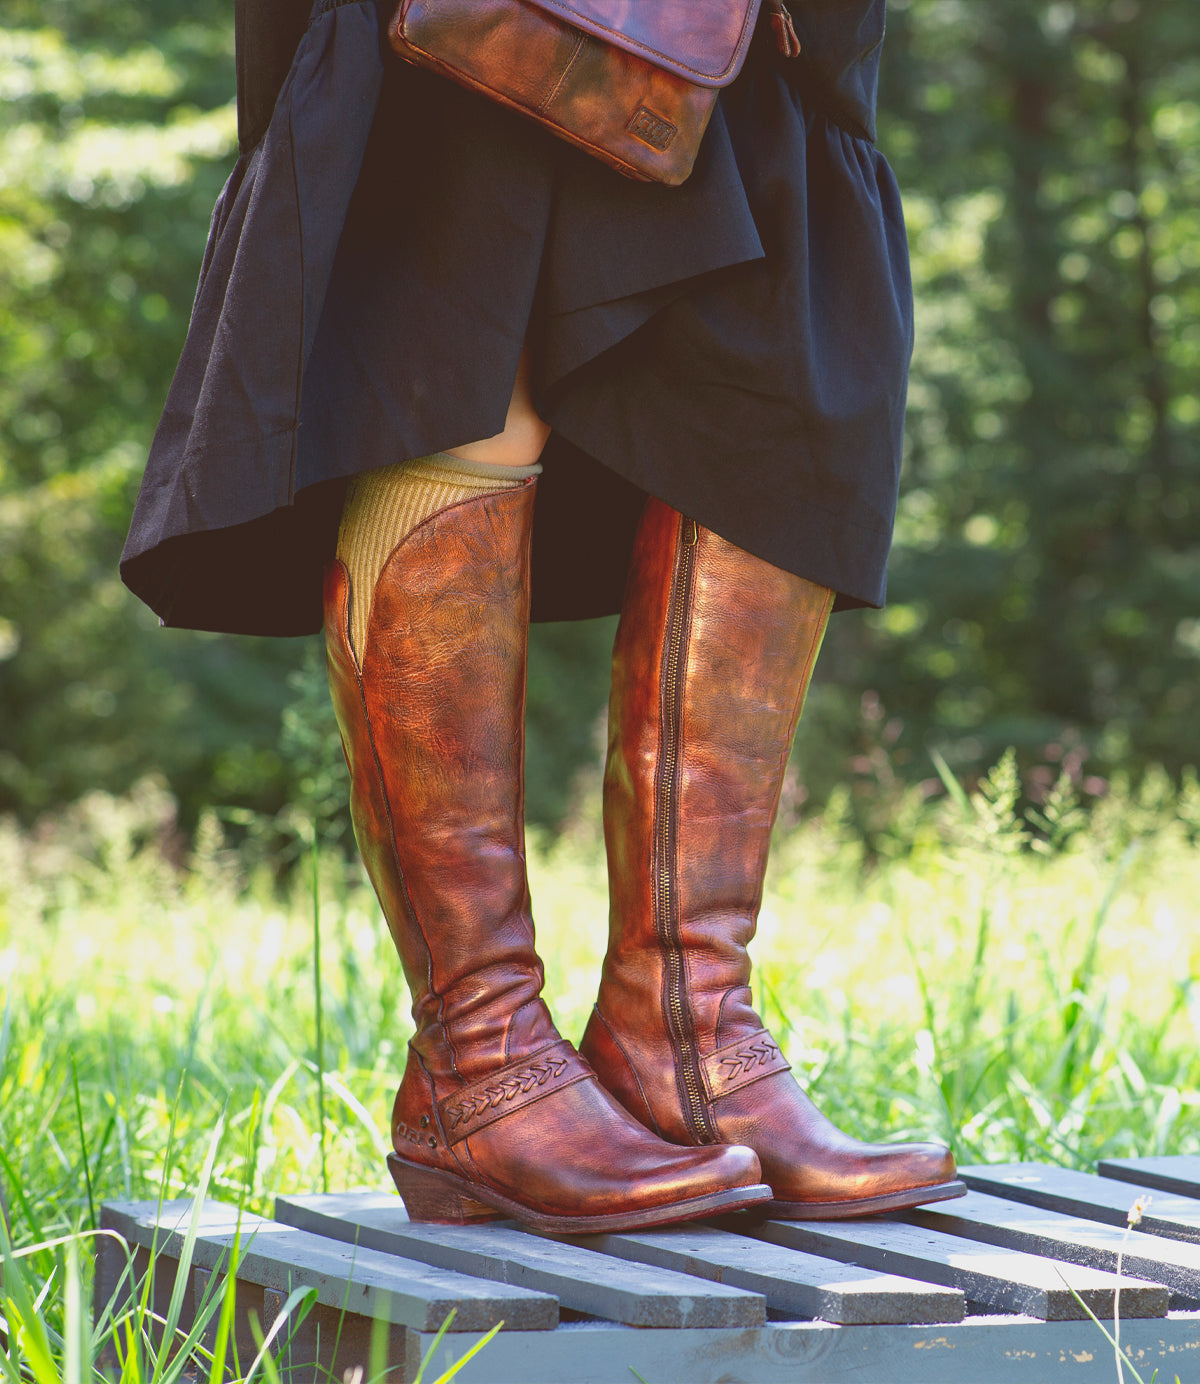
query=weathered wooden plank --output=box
[963,1162,1200,1244]
[94,1234,197,1378]
[261,1284,421,1383]
[547,1223,964,1325]
[731,1213,1168,1320]
[1099,1156,1200,1201]
[99,1192,1200,1383]
[101,1199,557,1333]
[907,1190,1200,1304]
[412,1312,1200,1383]
[275,1192,764,1328]
[192,1264,264,1367]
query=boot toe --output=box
[465,1073,768,1221]
[646,1138,766,1205]
[756,1138,964,1218]
[757,1135,959,1208]
[902,1139,958,1189]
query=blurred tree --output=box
[0,1,617,830]
[2,0,1197,841]
[0,9,293,825]
[802,0,1200,819]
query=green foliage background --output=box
[1,0,1197,835]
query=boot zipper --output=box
[657,516,718,1144]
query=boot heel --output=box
[387,1153,500,1224]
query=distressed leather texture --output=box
[324,482,764,1221]
[389,0,763,184]
[437,1041,590,1145]
[581,499,959,1210]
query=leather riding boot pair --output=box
[581,500,965,1218]
[324,480,770,1231]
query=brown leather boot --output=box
[324,480,771,1232]
[579,500,965,1219]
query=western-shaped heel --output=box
[387,1153,501,1224]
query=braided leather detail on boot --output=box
[439,1042,589,1143]
[702,1030,791,1100]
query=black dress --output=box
[120,0,911,635]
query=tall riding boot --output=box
[325,479,770,1231]
[580,500,964,1218]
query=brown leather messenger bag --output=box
[389,0,801,186]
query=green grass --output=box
[1,755,1199,1378]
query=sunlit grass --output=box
[1,755,1199,1376]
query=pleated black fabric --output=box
[121,0,911,634]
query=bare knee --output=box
[445,348,550,468]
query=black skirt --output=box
[120,0,911,635]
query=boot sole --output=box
[388,1152,774,1232]
[760,1177,968,1220]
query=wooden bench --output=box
[96,1156,1200,1382]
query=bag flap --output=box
[525,0,764,88]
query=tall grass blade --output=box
[63,1237,84,1384]
[367,1305,391,1384]
[1061,842,1138,1089]
[70,1058,97,1232]
[155,1070,189,1216]
[243,1286,317,1384]
[410,1309,503,1384]
[312,826,329,1195]
[0,988,12,1092]
[0,1306,21,1384]
[427,1322,502,1384]
[0,1220,57,1384]
[317,1072,388,1161]
[154,1255,248,1384]
[0,1145,45,1248]
[157,1109,227,1378]
[1054,1265,1148,1384]
[119,1314,143,1384]
[239,1087,264,1220]
[205,1230,241,1384]
[929,746,971,813]
[412,1311,457,1384]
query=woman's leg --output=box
[581,500,964,1218]
[337,349,548,658]
[444,348,551,469]
[324,383,770,1230]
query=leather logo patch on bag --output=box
[627,107,678,151]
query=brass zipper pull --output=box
[766,0,802,59]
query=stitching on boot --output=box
[443,1056,568,1130]
[438,1041,590,1145]
[702,1028,791,1101]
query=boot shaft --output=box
[325,483,547,1082]
[594,499,833,1139]
[585,500,961,1212]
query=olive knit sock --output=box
[337,452,541,662]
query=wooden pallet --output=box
[96,1158,1200,1383]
